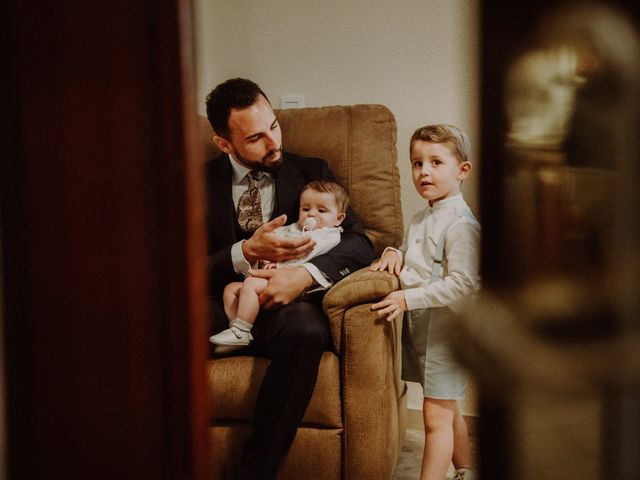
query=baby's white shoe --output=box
[210,319,253,354]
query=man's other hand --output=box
[248,267,315,310]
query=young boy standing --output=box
[371,125,480,480]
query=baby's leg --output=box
[211,278,267,353]
[236,276,268,324]
[223,282,243,321]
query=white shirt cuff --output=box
[301,263,332,291]
[231,240,252,277]
[382,246,403,262]
[404,287,428,311]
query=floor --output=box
[392,410,476,480]
[391,383,601,480]
[392,423,428,480]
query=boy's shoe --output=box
[209,320,253,354]
[453,468,477,480]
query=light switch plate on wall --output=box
[280,94,305,109]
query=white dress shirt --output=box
[227,155,331,289]
[397,194,480,313]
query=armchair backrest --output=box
[198,105,403,256]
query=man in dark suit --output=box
[205,78,373,480]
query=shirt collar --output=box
[429,193,464,211]
[228,154,271,184]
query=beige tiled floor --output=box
[392,425,427,480]
[392,419,476,480]
[392,386,601,480]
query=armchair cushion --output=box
[207,352,342,428]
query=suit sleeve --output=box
[208,245,241,298]
[205,157,245,298]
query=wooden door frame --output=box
[1,1,209,478]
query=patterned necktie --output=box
[237,170,265,232]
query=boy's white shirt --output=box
[394,194,480,313]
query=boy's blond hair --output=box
[410,124,471,164]
[301,180,350,212]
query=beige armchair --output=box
[200,104,407,480]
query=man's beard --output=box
[234,145,284,173]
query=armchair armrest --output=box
[322,266,406,479]
[323,266,400,353]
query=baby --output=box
[210,179,349,353]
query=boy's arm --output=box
[371,289,407,321]
[370,217,414,275]
[370,249,403,276]
[403,222,481,311]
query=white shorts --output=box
[401,307,468,400]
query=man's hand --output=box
[248,266,316,310]
[370,249,402,276]
[371,290,407,321]
[242,214,316,264]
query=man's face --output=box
[215,94,284,172]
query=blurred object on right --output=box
[453,2,640,479]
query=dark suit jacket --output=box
[205,152,374,297]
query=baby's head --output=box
[409,124,472,205]
[298,180,349,229]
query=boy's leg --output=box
[452,403,474,471]
[421,397,456,480]
[223,282,243,321]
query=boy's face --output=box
[298,189,346,229]
[410,140,471,205]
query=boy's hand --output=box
[370,249,402,276]
[371,290,407,321]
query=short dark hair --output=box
[205,78,269,139]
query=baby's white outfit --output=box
[268,222,342,268]
[397,194,480,399]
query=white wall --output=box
[194,0,480,227]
